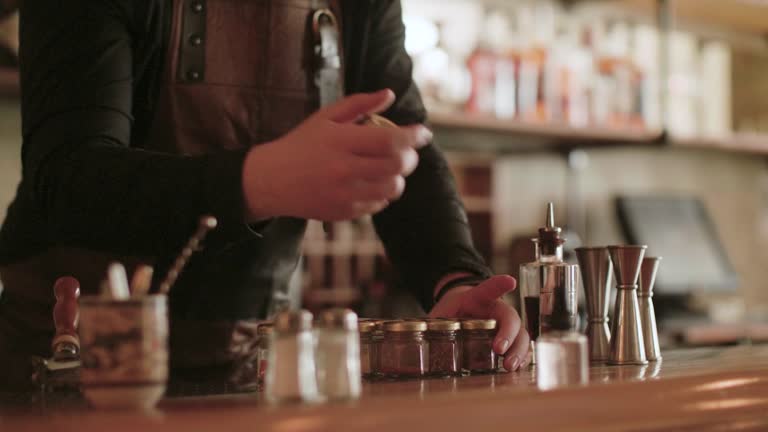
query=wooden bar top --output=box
[4,345,768,431]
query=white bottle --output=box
[315,308,362,400]
[265,310,320,404]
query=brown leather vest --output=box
[0,0,342,382]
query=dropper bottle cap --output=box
[538,202,565,257]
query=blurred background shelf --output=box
[671,133,768,155]
[0,66,18,97]
[431,111,768,155]
[430,111,664,153]
[615,0,768,35]
[430,111,662,142]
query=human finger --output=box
[503,326,530,372]
[347,176,405,202]
[466,275,517,308]
[490,299,522,357]
[337,124,431,158]
[342,150,419,181]
[322,89,395,123]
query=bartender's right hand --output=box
[241,89,432,221]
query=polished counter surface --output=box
[3,345,768,431]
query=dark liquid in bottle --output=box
[523,296,540,340]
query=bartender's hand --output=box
[429,275,530,371]
[242,89,433,221]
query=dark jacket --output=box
[0,0,490,318]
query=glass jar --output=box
[256,322,273,384]
[358,320,376,378]
[380,320,427,378]
[461,319,498,374]
[372,320,388,376]
[426,319,461,376]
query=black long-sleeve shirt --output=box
[0,0,491,313]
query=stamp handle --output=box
[52,276,81,360]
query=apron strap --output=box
[312,1,344,107]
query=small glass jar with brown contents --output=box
[461,319,499,374]
[379,320,427,378]
[256,322,273,383]
[371,320,387,377]
[358,320,376,379]
[426,319,461,376]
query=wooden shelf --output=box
[0,66,19,97]
[429,111,768,156]
[671,133,768,155]
[617,0,768,35]
[429,111,664,153]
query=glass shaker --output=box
[264,310,320,404]
[315,308,362,400]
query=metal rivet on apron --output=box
[189,34,203,46]
[186,70,201,81]
[190,1,204,13]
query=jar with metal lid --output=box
[371,320,387,376]
[256,322,273,383]
[264,310,320,404]
[461,319,499,374]
[315,308,361,400]
[358,320,376,378]
[380,320,427,378]
[426,319,461,376]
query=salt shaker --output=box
[536,293,588,390]
[265,310,320,404]
[316,308,362,401]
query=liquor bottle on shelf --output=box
[466,39,498,115]
[467,10,515,116]
[517,46,546,123]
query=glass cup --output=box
[79,295,168,410]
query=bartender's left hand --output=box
[429,275,530,371]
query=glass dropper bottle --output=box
[519,203,578,362]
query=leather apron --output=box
[0,0,342,388]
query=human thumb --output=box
[320,89,396,123]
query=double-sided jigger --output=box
[607,245,648,365]
[575,247,613,363]
[639,257,663,362]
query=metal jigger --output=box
[575,247,613,363]
[607,245,648,365]
[639,257,663,362]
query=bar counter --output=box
[4,345,768,431]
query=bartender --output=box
[0,0,529,386]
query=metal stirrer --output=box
[158,215,218,295]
